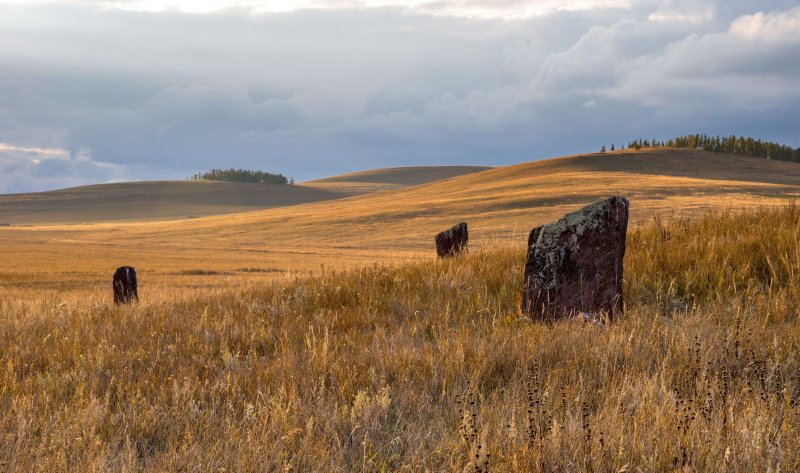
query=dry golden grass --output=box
[1,148,800,302]
[1,206,799,471]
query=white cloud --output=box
[646,0,716,22]
[0,142,70,159]
[729,6,800,41]
[595,6,800,108]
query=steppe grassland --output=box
[2,149,800,304]
[1,206,799,471]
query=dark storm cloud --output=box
[0,1,798,192]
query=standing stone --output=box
[435,222,469,257]
[521,196,629,322]
[113,266,138,305]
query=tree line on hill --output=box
[190,169,291,184]
[622,134,800,163]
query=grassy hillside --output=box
[0,166,490,225]
[306,165,492,194]
[2,148,799,303]
[1,207,798,470]
[305,166,492,189]
[0,180,342,225]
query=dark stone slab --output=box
[113,266,138,305]
[521,196,629,322]
[435,222,468,257]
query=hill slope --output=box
[2,149,800,299]
[0,166,490,224]
[0,180,344,225]
[305,165,492,194]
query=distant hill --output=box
[0,165,492,225]
[627,134,800,163]
[0,180,341,225]
[304,165,492,194]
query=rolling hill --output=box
[0,180,344,225]
[2,148,800,300]
[305,165,492,194]
[0,166,490,225]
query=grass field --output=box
[1,148,800,304]
[1,205,799,471]
[2,149,800,470]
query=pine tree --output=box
[627,133,800,163]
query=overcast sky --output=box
[1,0,799,192]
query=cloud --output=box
[4,0,638,19]
[599,6,800,108]
[0,1,798,191]
[0,143,69,159]
[729,5,800,41]
[0,143,128,193]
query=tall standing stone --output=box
[435,222,469,257]
[113,266,138,305]
[521,196,629,322]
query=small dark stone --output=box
[521,196,629,322]
[113,266,138,305]
[435,222,468,257]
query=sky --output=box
[1,0,799,192]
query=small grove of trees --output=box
[600,144,622,152]
[190,169,289,184]
[627,134,800,163]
